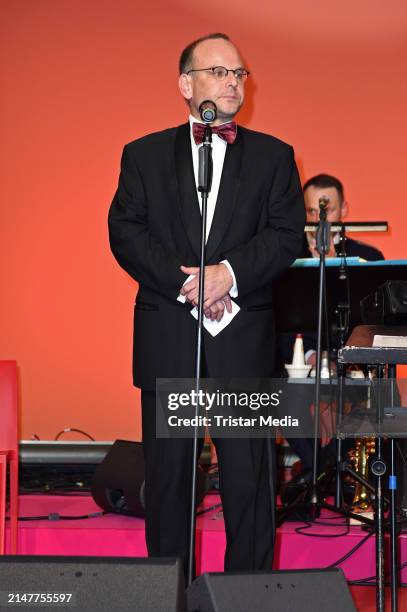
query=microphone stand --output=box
[310,218,381,532]
[187,125,213,586]
[278,219,392,538]
[307,198,331,517]
[278,199,333,523]
[334,223,350,506]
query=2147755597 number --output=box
[1,592,74,606]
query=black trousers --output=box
[141,389,276,581]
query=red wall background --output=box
[1,1,406,441]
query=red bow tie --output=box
[192,122,237,145]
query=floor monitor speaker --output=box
[187,568,355,611]
[0,555,186,612]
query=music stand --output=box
[274,262,406,504]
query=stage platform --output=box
[4,493,407,610]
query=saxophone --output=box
[349,438,375,509]
[349,372,375,510]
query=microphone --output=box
[316,196,331,254]
[319,196,330,210]
[197,101,216,192]
[199,100,217,123]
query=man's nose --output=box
[225,71,238,87]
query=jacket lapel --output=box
[205,128,243,261]
[174,123,202,260]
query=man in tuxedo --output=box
[108,33,305,577]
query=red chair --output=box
[0,360,19,553]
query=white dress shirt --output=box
[188,115,237,296]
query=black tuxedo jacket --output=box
[109,123,305,389]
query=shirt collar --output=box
[188,113,234,126]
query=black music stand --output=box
[273,263,406,338]
[338,325,407,612]
[275,263,406,504]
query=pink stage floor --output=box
[4,493,407,610]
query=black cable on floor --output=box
[8,512,106,522]
[325,530,374,568]
[294,520,350,538]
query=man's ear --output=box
[178,73,192,101]
[341,200,349,218]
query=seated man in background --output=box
[279,173,384,495]
[300,173,384,261]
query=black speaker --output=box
[186,569,356,611]
[361,280,407,325]
[91,440,146,516]
[91,439,209,517]
[0,556,186,612]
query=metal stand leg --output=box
[335,363,345,507]
[371,365,386,612]
[388,364,398,612]
[389,438,398,612]
[372,441,386,612]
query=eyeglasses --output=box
[186,66,250,82]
